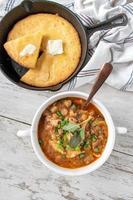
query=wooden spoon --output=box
[82,63,113,110]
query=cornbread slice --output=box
[20,52,52,86]
[4,32,43,69]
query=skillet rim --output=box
[0,0,88,91]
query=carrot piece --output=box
[73,99,83,105]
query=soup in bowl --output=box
[17,91,115,176]
[38,97,108,169]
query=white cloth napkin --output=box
[0,0,133,91]
[73,0,133,92]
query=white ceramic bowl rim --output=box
[31,91,115,176]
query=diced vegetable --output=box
[88,118,94,125]
[62,154,66,159]
[66,149,81,158]
[66,144,71,150]
[75,146,80,151]
[56,111,64,118]
[50,105,58,113]
[79,153,85,159]
[92,119,100,127]
[80,116,93,125]
[57,139,64,150]
[64,100,72,107]
[63,130,68,134]
[79,128,85,139]
[71,104,77,111]
[94,147,99,153]
[55,126,58,133]
[80,113,88,121]
[63,134,68,146]
[60,119,69,127]
[91,134,97,142]
[83,140,90,148]
[39,139,43,145]
[60,108,68,116]
[73,99,83,105]
[57,123,61,129]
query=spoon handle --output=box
[83,63,113,109]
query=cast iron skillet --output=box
[0,0,128,91]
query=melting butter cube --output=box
[47,40,63,55]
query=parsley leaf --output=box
[56,111,64,118]
[79,128,85,139]
[63,122,80,132]
[69,132,82,148]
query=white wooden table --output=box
[0,70,133,200]
[0,0,133,199]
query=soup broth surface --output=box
[38,97,108,168]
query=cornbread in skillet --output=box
[7,14,81,87]
[21,52,53,86]
[4,32,43,69]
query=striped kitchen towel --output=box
[0,0,133,91]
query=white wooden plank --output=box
[0,73,50,123]
[0,73,133,156]
[0,116,133,200]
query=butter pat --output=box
[19,44,36,57]
[47,40,63,55]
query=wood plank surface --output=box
[0,73,133,156]
[0,116,133,200]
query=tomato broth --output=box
[38,97,108,168]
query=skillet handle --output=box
[21,0,33,12]
[87,13,128,36]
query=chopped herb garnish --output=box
[56,111,64,118]
[79,153,85,159]
[57,123,61,129]
[84,143,89,148]
[63,122,80,132]
[88,119,94,125]
[79,128,85,139]
[74,146,80,151]
[57,139,64,150]
[66,144,71,150]
[80,140,90,148]
[94,147,99,153]
[92,120,99,127]
[91,134,97,142]
[60,119,69,127]
[55,126,58,133]
[39,139,43,145]
[63,130,69,134]
[71,104,77,111]
[63,134,68,146]
[83,140,90,148]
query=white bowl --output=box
[28,91,115,176]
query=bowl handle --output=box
[16,127,127,137]
[17,129,31,137]
[116,127,127,134]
